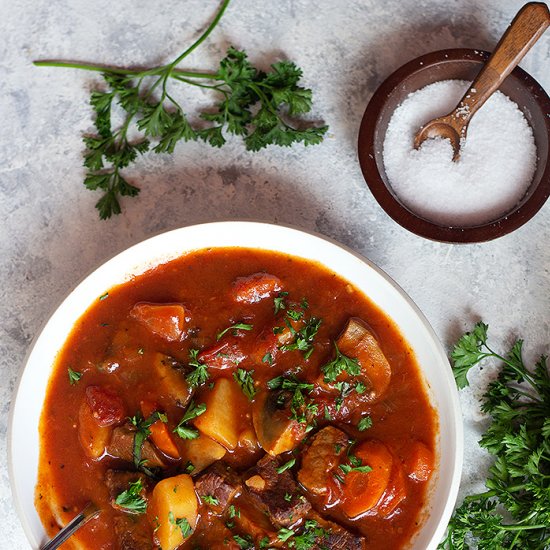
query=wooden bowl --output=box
[358,48,550,243]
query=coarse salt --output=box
[382,80,537,227]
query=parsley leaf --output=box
[186,348,209,388]
[115,479,147,514]
[169,512,193,538]
[321,343,361,383]
[173,400,206,440]
[67,368,82,385]
[357,416,372,431]
[34,0,327,219]
[276,457,296,474]
[233,368,256,400]
[217,322,253,341]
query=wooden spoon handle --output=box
[458,2,550,121]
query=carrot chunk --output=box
[404,440,434,482]
[130,303,186,341]
[341,440,393,519]
[375,462,407,517]
[231,273,282,303]
[140,400,180,459]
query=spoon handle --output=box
[457,2,549,122]
[40,503,100,550]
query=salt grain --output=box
[382,80,537,226]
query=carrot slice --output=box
[130,303,186,341]
[404,441,434,482]
[341,440,393,518]
[141,400,180,459]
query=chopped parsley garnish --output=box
[357,416,373,431]
[228,504,240,518]
[169,511,193,538]
[278,527,295,542]
[67,368,82,385]
[280,317,321,359]
[291,519,331,549]
[273,291,289,314]
[186,348,209,387]
[276,458,296,474]
[286,308,304,321]
[99,292,109,301]
[233,534,254,549]
[233,368,257,400]
[216,322,253,341]
[339,454,372,475]
[183,461,195,474]
[262,352,274,365]
[201,494,220,506]
[115,479,147,514]
[268,375,317,428]
[129,411,166,476]
[173,400,206,440]
[321,343,361,383]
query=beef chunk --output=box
[106,424,165,468]
[244,454,311,528]
[105,470,148,499]
[307,514,367,550]
[195,462,242,514]
[298,426,349,497]
[113,515,152,550]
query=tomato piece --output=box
[140,400,180,459]
[85,385,125,427]
[404,441,434,482]
[231,273,282,303]
[130,303,186,341]
[341,440,393,519]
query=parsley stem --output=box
[34,60,219,81]
[167,0,231,70]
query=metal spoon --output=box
[414,2,550,161]
[40,503,100,550]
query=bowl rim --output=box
[8,220,463,549]
[357,48,550,243]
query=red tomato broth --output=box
[35,247,437,549]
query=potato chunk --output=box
[78,402,111,459]
[151,353,192,406]
[181,434,227,474]
[192,378,241,449]
[148,474,198,550]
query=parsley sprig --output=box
[129,411,167,476]
[440,322,550,549]
[186,348,209,388]
[34,0,328,219]
[115,479,147,514]
[173,400,206,440]
[233,368,257,400]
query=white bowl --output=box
[8,221,462,549]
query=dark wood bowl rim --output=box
[357,48,550,243]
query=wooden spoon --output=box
[414,2,550,160]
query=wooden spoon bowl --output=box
[357,48,550,243]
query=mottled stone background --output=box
[1,0,549,546]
